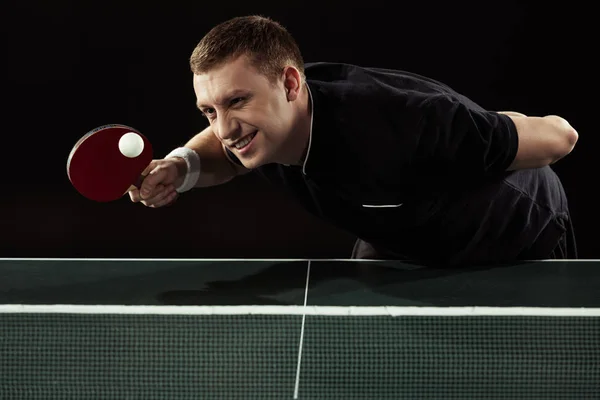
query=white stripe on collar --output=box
[301,82,314,175]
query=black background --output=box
[3,2,596,259]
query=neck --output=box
[287,83,312,166]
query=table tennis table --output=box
[1,258,599,399]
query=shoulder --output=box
[304,62,357,80]
[305,62,458,94]
[304,63,476,120]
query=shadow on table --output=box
[157,260,560,307]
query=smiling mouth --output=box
[233,132,257,150]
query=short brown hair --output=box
[189,15,305,84]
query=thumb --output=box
[140,164,167,199]
[141,160,158,177]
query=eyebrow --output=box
[196,89,250,110]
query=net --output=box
[1,305,599,399]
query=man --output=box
[129,15,578,267]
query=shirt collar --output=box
[299,80,341,181]
[301,82,315,175]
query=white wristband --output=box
[165,147,201,193]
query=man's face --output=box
[193,55,295,169]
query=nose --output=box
[215,114,241,142]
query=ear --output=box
[282,66,302,101]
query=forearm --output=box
[542,115,579,162]
[506,114,578,170]
[182,126,247,187]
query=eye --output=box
[201,108,216,119]
[230,97,244,105]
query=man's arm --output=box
[498,112,579,170]
[180,125,250,188]
[132,126,250,207]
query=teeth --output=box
[234,133,255,149]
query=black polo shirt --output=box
[226,62,571,266]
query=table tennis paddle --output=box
[67,124,153,202]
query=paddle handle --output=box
[125,174,146,195]
[134,174,145,188]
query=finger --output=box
[131,183,175,205]
[141,160,158,177]
[136,160,158,193]
[148,190,179,208]
[129,189,139,202]
[140,183,169,205]
[129,187,141,203]
[141,185,177,208]
[140,183,165,204]
[139,167,168,199]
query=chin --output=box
[239,153,268,170]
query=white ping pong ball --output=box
[118,132,144,158]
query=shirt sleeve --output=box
[409,94,519,179]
